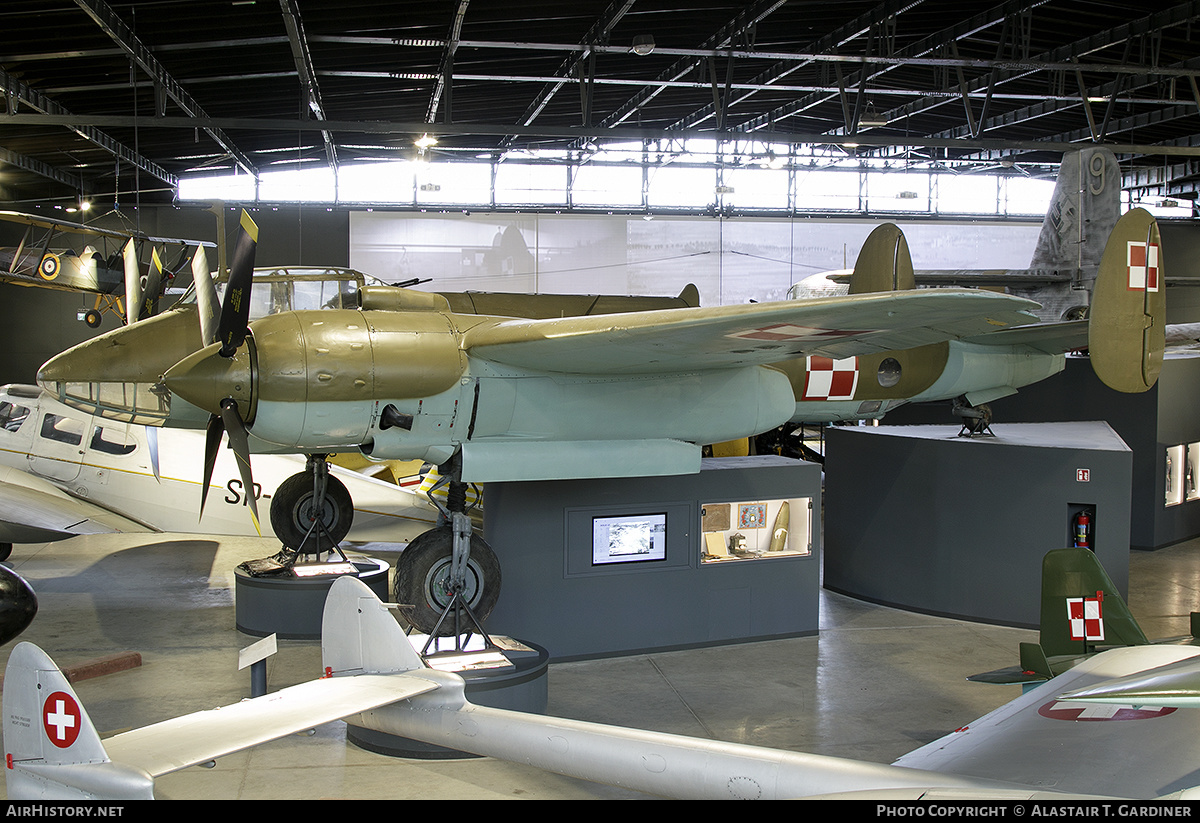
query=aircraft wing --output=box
[462,288,1041,375]
[0,465,152,543]
[894,645,1200,799]
[102,673,435,778]
[0,211,215,248]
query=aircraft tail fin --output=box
[322,575,426,675]
[847,223,915,294]
[3,641,154,799]
[1039,548,1150,658]
[1087,208,1166,393]
[1029,147,1120,279]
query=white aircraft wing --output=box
[0,465,153,543]
[894,645,1200,799]
[102,672,435,778]
[461,288,1041,375]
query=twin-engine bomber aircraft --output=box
[35,207,1165,634]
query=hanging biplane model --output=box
[0,210,214,327]
[34,200,1166,635]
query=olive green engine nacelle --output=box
[165,308,797,480]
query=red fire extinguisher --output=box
[1074,510,1092,549]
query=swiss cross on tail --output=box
[42,691,82,749]
[1127,241,1160,292]
[1067,591,1105,642]
[802,356,859,401]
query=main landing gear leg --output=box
[252,454,355,574]
[392,455,499,652]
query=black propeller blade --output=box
[195,209,261,534]
[200,408,225,520]
[217,210,258,357]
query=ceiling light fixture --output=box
[631,35,656,56]
[415,134,438,149]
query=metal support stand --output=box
[417,459,495,659]
[238,454,346,577]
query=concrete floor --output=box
[1,530,1197,800]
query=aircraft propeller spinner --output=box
[192,210,260,534]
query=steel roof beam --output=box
[72,0,259,178]
[278,0,337,175]
[0,66,177,187]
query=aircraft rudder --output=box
[1087,207,1166,393]
[848,223,916,294]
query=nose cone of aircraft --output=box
[164,342,255,420]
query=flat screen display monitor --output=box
[592,512,667,565]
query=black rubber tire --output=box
[83,309,102,328]
[392,526,501,636]
[269,472,354,553]
[0,542,11,562]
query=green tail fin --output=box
[848,223,916,294]
[1088,208,1166,393]
[1039,547,1149,657]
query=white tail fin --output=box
[321,576,425,676]
[3,642,153,800]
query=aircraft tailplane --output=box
[847,223,916,294]
[1039,548,1149,658]
[1087,208,1166,393]
[2,641,154,800]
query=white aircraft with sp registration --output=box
[8,574,1200,801]
[0,384,447,561]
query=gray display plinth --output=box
[884,354,1200,550]
[824,422,1132,628]
[234,556,390,639]
[483,456,821,660]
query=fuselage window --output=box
[0,402,30,433]
[90,426,137,456]
[39,413,85,446]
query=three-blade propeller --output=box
[193,210,260,534]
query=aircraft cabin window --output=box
[0,402,30,433]
[90,426,137,456]
[40,413,85,446]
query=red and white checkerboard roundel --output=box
[1127,240,1160,292]
[1067,594,1104,642]
[802,356,859,401]
[42,691,81,749]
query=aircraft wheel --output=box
[392,526,501,636]
[269,472,353,553]
[962,403,993,435]
[83,309,102,328]
[0,542,11,562]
